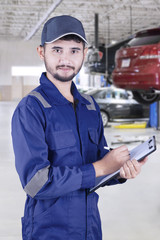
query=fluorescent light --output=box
[12,66,45,76]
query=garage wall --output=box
[0,40,41,101]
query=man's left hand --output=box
[119,157,148,179]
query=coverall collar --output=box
[40,72,91,106]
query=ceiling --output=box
[1,0,160,46]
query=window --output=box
[128,35,160,47]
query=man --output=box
[12,15,147,240]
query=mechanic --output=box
[11,15,147,240]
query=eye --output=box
[52,48,62,54]
[72,50,77,54]
[71,49,79,54]
[55,49,61,53]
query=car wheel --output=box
[132,91,160,104]
[100,111,109,127]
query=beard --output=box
[53,65,76,82]
[53,73,75,82]
[44,61,83,82]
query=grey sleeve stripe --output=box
[81,93,96,111]
[29,91,51,108]
[24,165,50,198]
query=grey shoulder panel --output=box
[81,93,96,111]
[29,91,51,108]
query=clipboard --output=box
[89,136,156,194]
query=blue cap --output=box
[41,15,88,46]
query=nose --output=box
[59,52,71,65]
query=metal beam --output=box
[94,13,99,48]
[24,0,63,41]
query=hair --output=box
[42,34,86,50]
[59,34,85,48]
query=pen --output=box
[104,146,113,151]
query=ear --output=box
[84,47,88,58]
[37,45,45,60]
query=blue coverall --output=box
[12,72,123,240]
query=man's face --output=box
[40,39,87,82]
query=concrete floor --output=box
[0,102,160,240]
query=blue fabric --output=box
[12,73,120,240]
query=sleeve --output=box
[11,102,95,200]
[93,99,126,186]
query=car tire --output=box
[100,111,109,127]
[132,91,160,104]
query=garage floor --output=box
[0,102,160,240]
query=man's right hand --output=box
[93,145,130,177]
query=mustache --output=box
[56,65,75,70]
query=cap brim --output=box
[45,32,88,45]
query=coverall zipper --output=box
[71,101,83,156]
[71,101,88,239]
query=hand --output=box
[93,145,130,177]
[119,157,148,179]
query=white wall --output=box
[0,40,42,100]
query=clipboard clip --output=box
[148,139,153,149]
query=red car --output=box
[112,28,160,104]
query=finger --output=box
[120,167,126,178]
[116,145,128,151]
[120,146,130,157]
[115,145,129,154]
[127,160,139,178]
[122,160,140,179]
[122,161,133,178]
[131,159,141,173]
[109,148,130,163]
[113,146,130,160]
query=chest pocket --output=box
[87,128,99,163]
[47,130,80,167]
[48,130,76,150]
[88,128,98,145]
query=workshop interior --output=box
[1,1,160,240]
